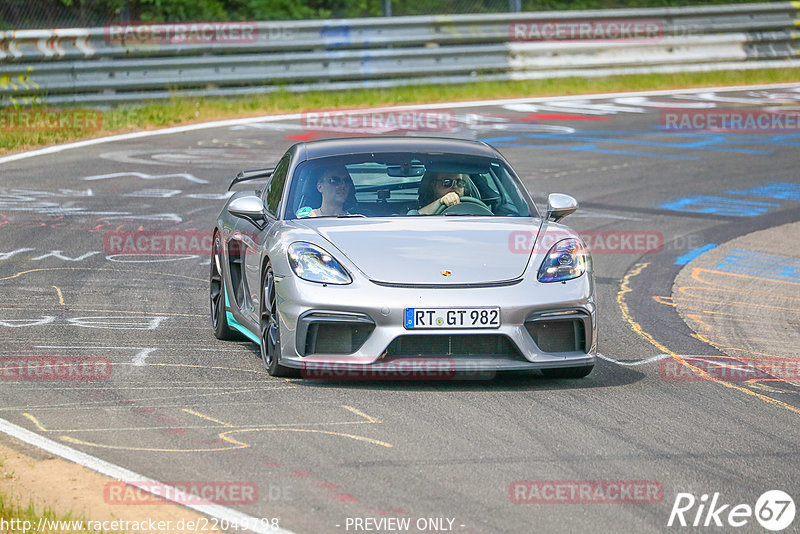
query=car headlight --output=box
[288,242,351,285]
[537,238,587,283]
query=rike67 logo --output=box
[668,490,795,531]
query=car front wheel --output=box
[260,262,297,377]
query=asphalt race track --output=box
[1,84,799,533]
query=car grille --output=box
[384,334,525,359]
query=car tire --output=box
[541,365,594,379]
[260,262,298,377]
[210,233,241,340]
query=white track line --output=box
[597,353,669,366]
[0,418,295,534]
[0,82,797,166]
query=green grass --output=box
[0,490,120,533]
[1,67,798,155]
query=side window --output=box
[264,156,290,216]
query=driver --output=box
[308,165,354,217]
[416,173,467,215]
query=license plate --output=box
[404,307,500,329]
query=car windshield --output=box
[285,152,533,219]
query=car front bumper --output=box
[273,271,596,373]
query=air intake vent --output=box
[525,319,586,353]
[304,323,374,355]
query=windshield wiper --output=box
[336,214,367,218]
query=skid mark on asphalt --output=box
[619,263,800,415]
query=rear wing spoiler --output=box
[228,168,274,191]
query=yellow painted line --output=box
[52,285,65,306]
[658,296,800,314]
[691,333,798,344]
[619,263,800,416]
[652,295,675,306]
[697,345,799,361]
[686,314,713,332]
[655,305,791,322]
[183,408,234,427]
[61,435,248,453]
[222,427,392,448]
[342,405,380,423]
[60,425,391,451]
[617,263,670,353]
[747,382,793,394]
[22,413,48,431]
[691,267,800,286]
[217,432,249,448]
[677,285,800,302]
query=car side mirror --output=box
[545,193,578,222]
[228,195,266,224]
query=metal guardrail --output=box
[1,2,798,106]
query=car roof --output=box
[298,136,501,160]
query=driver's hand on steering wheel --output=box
[440,192,461,207]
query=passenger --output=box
[416,173,467,215]
[309,165,354,217]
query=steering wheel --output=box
[434,196,493,215]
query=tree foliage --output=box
[0,0,780,29]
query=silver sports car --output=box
[210,137,596,378]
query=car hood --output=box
[299,218,541,285]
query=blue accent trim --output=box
[226,311,261,344]
[675,244,718,265]
[222,270,260,344]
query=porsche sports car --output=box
[210,137,596,378]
